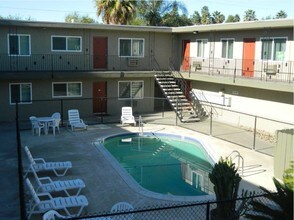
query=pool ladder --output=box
[138,115,144,136]
[228,150,244,176]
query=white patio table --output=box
[36,117,54,135]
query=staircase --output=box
[155,72,201,123]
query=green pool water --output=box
[103,133,214,196]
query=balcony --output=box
[178,57,294,84]
[0,54,166,73]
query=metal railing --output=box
[15,96,294,157]
[2,53,293,84]
[183,57,294,83]
[0,54,167,72]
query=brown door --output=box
[242,38,255,77]
[93,37,107,69]
[93,81,107,114]
[181,40,190,71]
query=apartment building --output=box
[0,19,293,129]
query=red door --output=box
[242,38,255,77]
[93,81,107,114]
[93,37,107,69]
[181,40,190,71]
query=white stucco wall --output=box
[192,89,294,134]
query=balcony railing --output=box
[181,57,294,83]
[1,53,293,84]
[0,54,168,72]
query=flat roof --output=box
[172,19,294,33]
[1,18,293,33]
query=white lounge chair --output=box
[48,112,61,136]
[121,107,136,126]
[31,165,85,196]
[42,210,67,220]
[111,202,134,220]
[30,116,45,136]
[24,146,72,177]
[68,109,88,131]
[25,178,88,219]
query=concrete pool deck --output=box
[1,122,276,219]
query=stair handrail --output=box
[190,89,218,117]
[169,58,219,118]
[168,58,197,117]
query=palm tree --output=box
[138,0,187,26]
[212,11,225,24]
[276,10,287,19]
[245,178,293,219]
[95,0,136,24]
[243,9,258,21]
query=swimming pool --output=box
[96,132,215,198]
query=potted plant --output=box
[209,157,241,220]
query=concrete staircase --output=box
[155,73,201,123]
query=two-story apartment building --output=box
[0,19,293,129]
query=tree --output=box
[226,14,240,23]
[243,9,258,21]
[65,12,96,23]
[95,0,136,24]
[137,0,188,26]
[212,11,225,24]
[200,6,212,24]
[191,11,201,25]
[161,1,191,26]
[276,10,287,19]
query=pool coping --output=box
[94,131,217,203]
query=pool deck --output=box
[0,122,276,219]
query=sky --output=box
[0,0,293,22]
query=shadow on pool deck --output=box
[1,122,275,219]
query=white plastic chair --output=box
[24,146,72,177]
[25,178,88,219]
[29,116,45,136]
[31,165,85,196]
[48,112,61,135]
[121,107,136,126]
[111,202,134,220]
[68,109,88,131]
[43,210,66,220]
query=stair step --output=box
[163,88,181,91]
[160,85,179,88]
[157,81,176,84]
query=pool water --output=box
[103,133,214,196]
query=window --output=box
[8,34,30,55]
[118,81,144,99]
[221,39,234,59]
[51,36,82,52]
[261,38,286,61]
[196,39,208,57]
[9,83,32,104]
[119,38,144,57]
[52,82,82,97]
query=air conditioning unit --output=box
[127,58,139,67]
[192,61,202,71]
[264,64,278,75]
